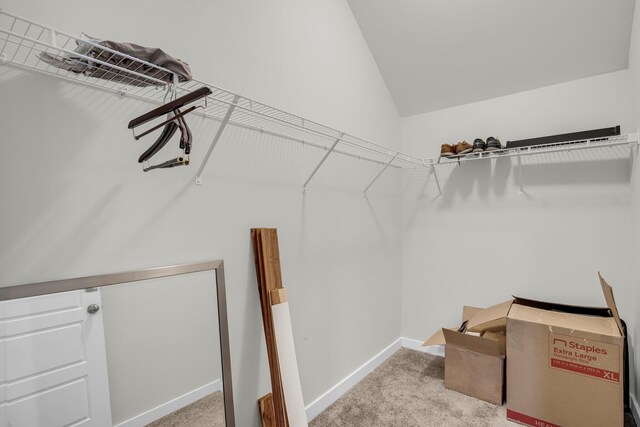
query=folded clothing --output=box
[39,33,191,86]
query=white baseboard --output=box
[305,337,444,421]
[632,394,639,425]
[401,337,445,357]
[114,379,222,427]
[305,338,403,421]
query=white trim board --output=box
[114,379,222,427]
[632,394,639,426]
[305,337,443,421]
[304,338,402,421]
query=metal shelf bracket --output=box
[302,133,344,193]
[195,95,239,185]
[630,137,638,173]
[518,153,524,196]
[427,159,442,196]
[363,152,398,195]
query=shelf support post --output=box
[363,152,398,195]
[428,160,442,196]
[518,154,524,195]
[630,140,638,179]
[302,133,344,192]
[195,95,239,185]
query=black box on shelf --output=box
[505,126,621,149]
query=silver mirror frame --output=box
[0,259,236,427]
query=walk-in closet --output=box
[1,1,639,426]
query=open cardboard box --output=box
[464,273,625,427]
[423,306,506,405]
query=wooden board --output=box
[270,288,288,305]
[258,393,275,427]
[252,228,288,427]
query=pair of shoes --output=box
[441,141,473,157]
[486,136,502,151]
[472,137,503,153]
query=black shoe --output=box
[472,138,486,153]
[486,137,502,151]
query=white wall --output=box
[400,70,637,400]
[628,0,640,412]
[101,272,221,424]
[0,1,402,426]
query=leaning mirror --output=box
[0,260,235,427]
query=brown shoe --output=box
[454,141,473,155]
[440,144,455,157]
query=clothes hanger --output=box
[132,105,197,141]
[132,85,205,171]
[137,116,179,163]
[128,86,212,130]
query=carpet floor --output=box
[309,348,638,427]
[144,348,637,427]
[146,391,225,427]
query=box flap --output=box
[423,329,446,346]
[598,272,624,335]
[466,300,513,333]
[462,306,483,322]
[443,328,504,357]
[422,327,458,346]
[423,305,484,347]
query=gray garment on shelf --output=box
[38,33,191,87]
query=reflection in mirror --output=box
[102,270,225,426]
[0,260,234,427]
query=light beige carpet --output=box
[310,348,515,427]
[143,349,637,427]
[146,391,225,427]
[310,348,638,427]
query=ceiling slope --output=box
[347,0,636,117]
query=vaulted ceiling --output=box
[347,0,636,117]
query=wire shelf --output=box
[1,8,637,185]
[0,9,422,174]
[432,133,639,166]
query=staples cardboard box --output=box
[423,306,506,405]
[466,273,625,427]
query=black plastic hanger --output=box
[130,86,210,171]
[128,86,212,130]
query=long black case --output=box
[506,126,621,149]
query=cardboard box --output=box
[423,306,506,405]
[466,273,625,427]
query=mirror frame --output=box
[0,259,235,427]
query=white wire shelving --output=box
[433,133,638,165]
[1,9,638,194]
[426,133,639,195]
[0,9,424,192]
